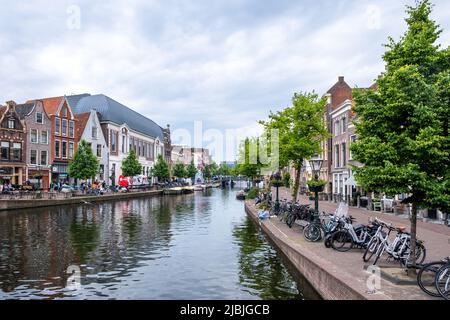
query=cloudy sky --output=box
[1,0,449,161]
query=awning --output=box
[344,176,358,187]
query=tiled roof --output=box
[72,94,164,140]
[15,103,35,119]
[74,112,91,142]
[66,94,91,109]
[37,96,64,116]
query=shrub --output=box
[246,188,260,200]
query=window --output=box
[350,135,357,160]
[342,117,347,133]
[69,121,74,138]
[30,129,38,143]
[62,119,68,136]
[62,107,67,118]
[92,127,98,139]
[111,131,117,152]
[1,142,9,160]
[342,142,347,166]
[69,142,74,158]
[144,143,147,158]
[335,144,340,168]
[149,143,154,159]
[334,121,339,136]
[55,118,61,135]
[121,135,126,153]
[8,120,15,129]
[55,140,60,158]
[36,112,43,124]
[97,144,102,157]
[41,131,48,144]
[129,137,133,153]
[40,150,47,165]
[62,141,68,158]
[12,143,21,161]
[30,150,37,165]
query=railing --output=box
[0,187,160,200]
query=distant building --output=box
[171,145,213,169]
[220,161,237,169]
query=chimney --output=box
[338,76,345,83]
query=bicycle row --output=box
[257,197,448,300]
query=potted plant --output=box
[307,179,326,193]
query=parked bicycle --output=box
[330,216,380,252]
[417,258,450,298]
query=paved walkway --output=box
[275,187,450,262]
[243,187,450,300]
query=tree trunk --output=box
[292,163,301,203]
[410,202,418,272]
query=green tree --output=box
[218,163,231,176]
[236,137,265,185]
[121,149,142,177]
[203,164,212,182]
[173,161,187,179]
[186,160,197,181]
[68,140,100,181]
[351,0,450,268]
[260,92,329,202]
[153,154,170,182]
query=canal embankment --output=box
[244,201,436,300]
[0,190,163,211]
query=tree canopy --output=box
[173,161,187,179]
[260,92,329,201]
[121,149,142,177]
[351,0,449,267]
[68,140,100,180]
[153,154,171,182]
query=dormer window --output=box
[62,107,68,118]
[8,119,14,129]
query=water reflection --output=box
[0,189,316,300]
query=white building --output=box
[70,94,168,185]
[75,109,110,182]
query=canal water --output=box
[0,187,318,300]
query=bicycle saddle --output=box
[397,226,407,233]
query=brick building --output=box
[0,101,26,186]
[15,100,52,189]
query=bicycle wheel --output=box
[330,230,354,252]
[324,234,332,248]
[363,236,380,263]
[435,265,450,300]
[304,224,322,242]
[417,261,446,298]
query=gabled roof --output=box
[74,112,91,142]
[72,94,164,140]
[30,96,64,116]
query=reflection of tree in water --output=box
[232,217,303,300]
[69,207,100,264]
[122,211,143,243]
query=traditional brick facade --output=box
[0,101,26,186]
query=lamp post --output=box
[272,171,282,214]
[309,158,324,213]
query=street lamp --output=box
[309,158,324,213]
[272,171,282,215]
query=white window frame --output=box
[30,129,39,144]
[8,119,15,129]
[62,141,68,159]
[69,142,74,158]
[55,117,61,135]
[30,150,37,165]
[36,112,44,124]
[69,121,74,138]
[96,144,102,158]
[40,130,48,145]
[62,119,68,136]
[40,150,48,166]
[55,139,61,158]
